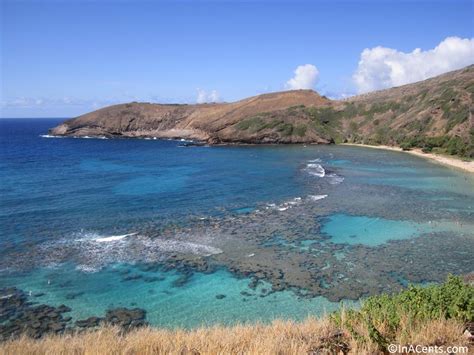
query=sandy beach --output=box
[341,143,474,174]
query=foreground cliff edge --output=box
[50,65,473,160]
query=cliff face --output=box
[50,90,334,144]
[50,65,474,156]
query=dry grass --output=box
[0,315,470,355]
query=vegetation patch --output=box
[398,135,472,158]
[235,116,267,132]
[277,123,294,136]
[305,106,343,141]
[236,115,297,137]
[293,124,307,137]
[444,105,469,133]
[331,275,474,352]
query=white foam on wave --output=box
[75,264,99,273]
[40,134,64,138]
[287,197,302,205]
[71,135,108,140]
[305,163,326,177]
[0,294,15,300]
[304,159,344,185]
[327,173,344,185]
[94,232,138,243]
[41,134,108,140]
[308,194,328,201]
[34,229,224,272]
[266,197,302,212]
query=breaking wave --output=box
[327,173,344,185]
[40,134,64,139]
[305,163,326,177]
[308,194,328,201]
[304,159,344,185]
[266,197,302,211]
[1,230,223,273]
[94,232,138,243]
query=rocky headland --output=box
[50,65,473,158]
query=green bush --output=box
[446,136,466,156]
[293,125,307,137]
[396,135,470,158]
[277,123,294,136]
[306,107,343,124]
[331,275,474,351]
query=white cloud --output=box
[196,89,207,104]
[286,64,319,90]
[208,90,220,102]
[353,36,474,93]
[196,88,220,103]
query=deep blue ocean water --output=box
[1,118,473,328]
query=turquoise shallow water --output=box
[0,119,473,328]
[1,265,350,328]
[321,214,469,246]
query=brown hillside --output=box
[51,90,332,143]
[50,65,474,156]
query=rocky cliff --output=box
[50,65,474,157]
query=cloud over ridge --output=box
[196,89,220,104]
[286,64,319,90]
[353,36,474,93]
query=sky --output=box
[1,0,473,118]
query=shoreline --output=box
[341,143,474,174]
[42,133,474,174]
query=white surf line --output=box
[308,194,328,201]
[94,232,138,243]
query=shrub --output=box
[236,116,268,133]
[446,136,466,156]
[331,275,474,351]
[293,125,307,137]
[277,123,294,136]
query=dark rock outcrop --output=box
[0,287,73,340]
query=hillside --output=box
[50,90,333,144]
[50,65,474,157]
[339,65,474,158]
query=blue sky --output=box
[1,0,473,117]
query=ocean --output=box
[1,118,473,329]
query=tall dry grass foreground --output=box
[0,316,470,355]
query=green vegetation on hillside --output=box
[236,115,296,137]
[332,275,474,352]
[303,106,343,142]
[397,135,472,157]
[233,70,474,157]
[342,89,472,158]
